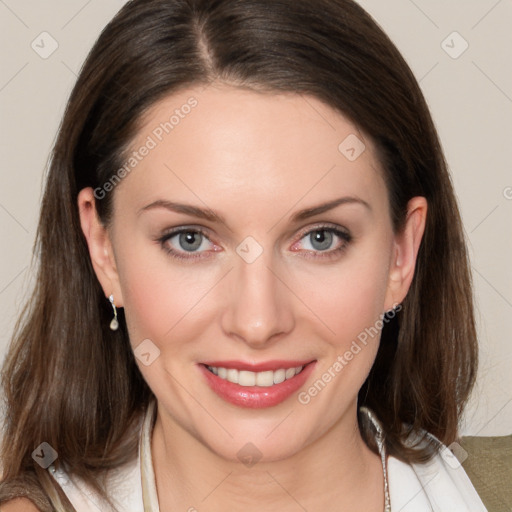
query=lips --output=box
[199,360,316,408]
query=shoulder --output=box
[0,473,51,512]
[1,497,42,511]
[49,455,144,511]
[387,436,489,511]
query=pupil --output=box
[180,231,202,251]
[311,230,332,251]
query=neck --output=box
[150,403,385,512]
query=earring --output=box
[109,294,119,331]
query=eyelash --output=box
[156,224,352,262]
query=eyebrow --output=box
[290,196,371,222]
[137,196,371,224]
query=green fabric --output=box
[459,435,512,512]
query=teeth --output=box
[226,368,238,384]
[207,365,304,387]
[255,370,273,387]
[273,368,286,384]
[285,368,296,379]
[239,370,256,386]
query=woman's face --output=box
[81,83,424,463]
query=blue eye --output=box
[158,228,214,260]
[173,231,206,252]
[303,230,339,251]
[157,224,352,261]
[292,226,352,259]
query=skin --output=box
[78,82,427,511]
[1,498,41,511]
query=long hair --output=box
[0,0,478,508]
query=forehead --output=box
[113,83,388,221]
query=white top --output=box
[48,401,488,512]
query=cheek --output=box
[112,224,392,437]
[297,245,391,347]
[293,254,391,418]
[114,223,392,359]
[294,240,392,399]
[114,236,220,349]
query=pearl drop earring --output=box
[109,294,119,331]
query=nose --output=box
[220,247,295,349]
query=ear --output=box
[77,187,123,306]
[384,196,427,309]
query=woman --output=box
[0,0,487,510]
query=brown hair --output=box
[0,0,477,508]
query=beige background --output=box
[0,0,510,436]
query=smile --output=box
[199,360,316,408]
[206,365,304,387]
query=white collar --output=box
[139,400,487,512]
[140,398,159,511]
[50,399,488,511]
